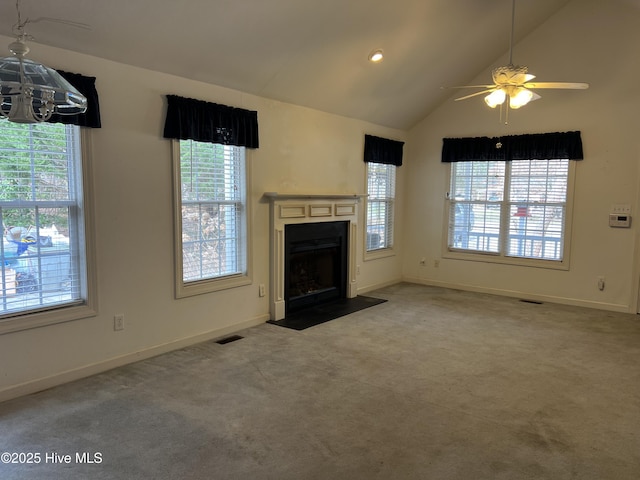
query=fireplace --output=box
[265,192,363,321]
[285,221,348,313]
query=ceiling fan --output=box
[450,0,588,120]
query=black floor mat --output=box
[267,295,387,331]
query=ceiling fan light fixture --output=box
[484,89,506,108]
[508,87,533,109]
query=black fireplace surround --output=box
[285,221,348,314]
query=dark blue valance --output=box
[163,94,259,148]
[50,70,101,128]
[364,134,404,166]
[442,131,583,162]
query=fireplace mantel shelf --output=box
[264,192,367,201]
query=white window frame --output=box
[0,124,97,335]
[172,139,252,298]
[443,159,575,270]
[365,161,396,259]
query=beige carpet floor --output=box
[1,283,639,479]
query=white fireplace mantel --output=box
[264,192,364,320]
[264,192,366,200]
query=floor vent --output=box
[216,335,244,345]
[520,299,543,305]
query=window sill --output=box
[176,273,252,298]
[364,247,396,261]
[443,249,570,271]
[0,302,98,336]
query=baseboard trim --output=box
[402,277,632,313]
[0,314,270,404]
[357,278,402,296]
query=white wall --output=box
[402,0,640,312]
[0,37,405,400]
[4,0,636,403]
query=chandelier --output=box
[0,2,87,123]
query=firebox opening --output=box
[285,221,348,314]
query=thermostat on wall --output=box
[609,214,631,228]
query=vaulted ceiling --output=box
[0,0,575,130]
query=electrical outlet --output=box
[597,276,605,291]
[259,284,265,297]
[114,314,125,331]
[433,259,440,268]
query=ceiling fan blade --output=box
[511,72,536,85]
[29,17,92,30]
[524,82,589,90]
[454,89,495,101]
[442,85,496,90]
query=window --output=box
[0,119,95,326]
[366,162,396,252]
[173,139,250,297]
[447,159,573,265]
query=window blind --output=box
[0,120,86,317]
[366,162,396,251]
[179,140,247,282]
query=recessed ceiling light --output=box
[368,49,384,63]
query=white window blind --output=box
[507,159,568,260]
[366,162,396,251]
[179,140,247,282]
[0,120,86,317]
[448,159,570,262]
[449,161,505,253]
